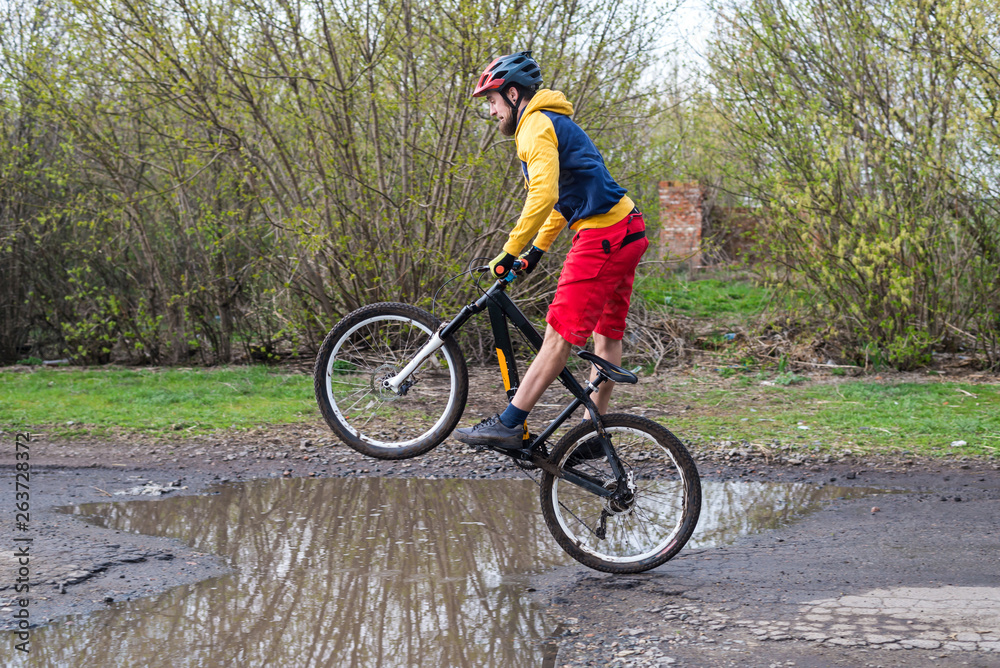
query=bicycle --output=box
[313,260,701,573]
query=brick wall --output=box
[658,181,704,267]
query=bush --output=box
[705,0,1000,369]
[0,0,673,364]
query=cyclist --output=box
[455,51,649,450]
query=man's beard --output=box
[498,113,517,137]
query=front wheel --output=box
[540,414,701,573]
[314,303,468,459]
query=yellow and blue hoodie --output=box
[502,89,635,257]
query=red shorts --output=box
[546,211,649,346]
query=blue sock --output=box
[498,403,530,429]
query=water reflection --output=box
[690,481,878,548]
[35,479,565,667]
[18,479,882,667]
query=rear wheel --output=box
[540,414,701,573]
[314,303,468,459]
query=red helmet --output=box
[472,51,543,97]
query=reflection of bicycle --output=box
[314,261,701,573]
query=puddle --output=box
[20,479,883,666]
[689,480,881,548]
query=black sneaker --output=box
[454,414,524,450]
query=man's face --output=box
[485,89,518,137]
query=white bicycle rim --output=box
[551,426,688,564]
[324,314,459,448]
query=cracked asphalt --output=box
[537,465,1000,667]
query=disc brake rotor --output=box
[604,470,636,515]
[372,364,401,402]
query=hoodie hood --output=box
[516,89,573,137]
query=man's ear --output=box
[506,87,519,107]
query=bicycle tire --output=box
[314,303,468,459]
[540,414,701,573]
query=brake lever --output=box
[504,259,526,283]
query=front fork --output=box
[384,330,445,393]
[385,285,495,393]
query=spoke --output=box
[332,374,370,388]
[633,507,661,550]
[634,504,679,526]
[382,324,402,365]
[635,487,683,502]
[395,322,426,366]
[334,384,373,401]
[358,407,384,430]
[556,486,601,539]
[629,460,659,479]
[563,488,618,547]
[395,324,434,376]
[633,504,677,534]
[576,457,608,476]
[343,389,378,415]
[363,323,392,364]
[621,513,644,554]
[616,500,639,547]
[402,321,419,359]
[343,338,380,371]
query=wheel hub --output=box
[372,364,402,402]
[604,471,637,514]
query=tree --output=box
[0,0,675,363]
[707,0,1000,368]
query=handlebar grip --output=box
[495,260,524,276]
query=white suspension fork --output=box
[384,332,445,392]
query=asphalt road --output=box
[537,464,1000,667]
[2,449,998,667]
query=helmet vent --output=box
[472,51,543,97]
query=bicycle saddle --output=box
[576,350,638,384]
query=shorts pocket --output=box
[564,224,630,282]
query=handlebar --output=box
[475,260,525,284]
[507,259,525,281]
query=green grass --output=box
[0,366,317,438]
[634,275,774,319]
[647,379,1000,459]
[3,366,997,460]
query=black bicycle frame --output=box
[438,276,626,498]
